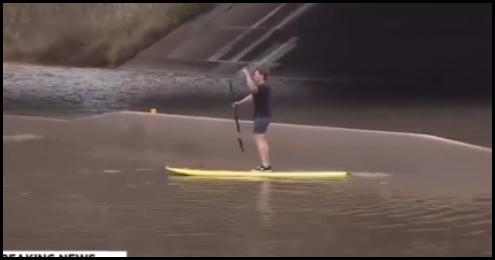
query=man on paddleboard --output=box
[233,67,272,172]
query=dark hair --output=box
[254,68,268,81]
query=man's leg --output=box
[254,135,263,166]
[255,134,270,167]
[261,134,270,167]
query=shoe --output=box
[252,164,272,172]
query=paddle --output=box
[228,80,245,152]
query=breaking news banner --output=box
[3,251,127,257]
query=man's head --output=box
[253,68,268,86]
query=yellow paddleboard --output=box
[166,166,349,178]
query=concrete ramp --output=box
[120,3,316,75]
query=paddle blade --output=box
[238,138,244,152]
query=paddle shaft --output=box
[229,80,245,152]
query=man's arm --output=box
[234,94,253,107]
[243,68,258,94]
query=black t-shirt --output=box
[253,84,271,118]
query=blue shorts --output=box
[254,117,271,134]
